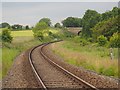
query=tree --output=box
[2,29,13,43]
[97,35,107,46]
[109,32,120,48]
[54,23,61,28]
[0,22,10,28]
[39,18,51,26]
[25,25,29,30]
[11,24,23,30]
[82,9,101,37]
[101,7,120,21]
[33,22,48,40]
[91,16,118,41]
[62,17,82,27]
[33,22,48,33]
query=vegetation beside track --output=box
[1,28,62,79]
[51,40,118,77]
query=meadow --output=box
[51,41,118,77]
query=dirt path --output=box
[2,50,39,88]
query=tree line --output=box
[0,23,31,30]
[1,6,119,48]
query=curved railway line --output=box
[29,41,99,90]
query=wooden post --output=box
[110,48,114,60]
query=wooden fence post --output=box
[110,48,114,60]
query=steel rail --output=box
[29,43,47,90]
[40,41,99,90]
[29,40,99,90]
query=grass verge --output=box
[51,41,118,77]
[2,38,41,79]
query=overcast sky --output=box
[1,2,118,26]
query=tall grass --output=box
[2,39,41,78]
[0,48,2,79]
[51,41,118,77]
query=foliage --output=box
[39,18,51,26]
[82,9,101,37]
[33,22,48,33]
[109,32,120,48]
[91,16,118,40]
[34,31,44,41]
[2,39,41,78]
[52,41,118,77]
[25,25,29,29]
[2,29,13,43]
[62,17,82,27]
[11,24,23,30]
[63,30,75,38]
[33,22,48,40]
[54,23,62,28]
[97,35,108,46]
[0,22,10,28]
[101,7,120,21]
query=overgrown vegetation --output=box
[2,28,62,78]
[1,29,41,78]
[2,29,13,43]
[2,39,41,78]
[51,40,118,77]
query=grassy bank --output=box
[51,41,118,77]
[2,39,41,78]
[2,30,41,79]
[0,47,2,79]
[2,28,61,79]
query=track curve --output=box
[29,41,99,90]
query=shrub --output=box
[2,29,13,43]
[73,36,90,46]
[109,32,120,48]
[33,22,48,41]
[33,22,48,33]
[97,35,107,46]
[64,31,74,38]
[88,38,93,42]
[34,31,44,41]
[79,39,89,46]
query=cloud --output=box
[2,2,118,26]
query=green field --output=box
[11,30,33,37]
[51,40,118,77]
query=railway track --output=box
[29,41,99,90]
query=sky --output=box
[1,1,119,26]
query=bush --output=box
[73,36,90,46]
[79,39,89,46]
[97,35,107,46]
[2,29,13,43]
[109,32,120,48]
[33,22,48,41]
[33,22,48,33]
[63,30,74,38]
[34,31,44,41]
